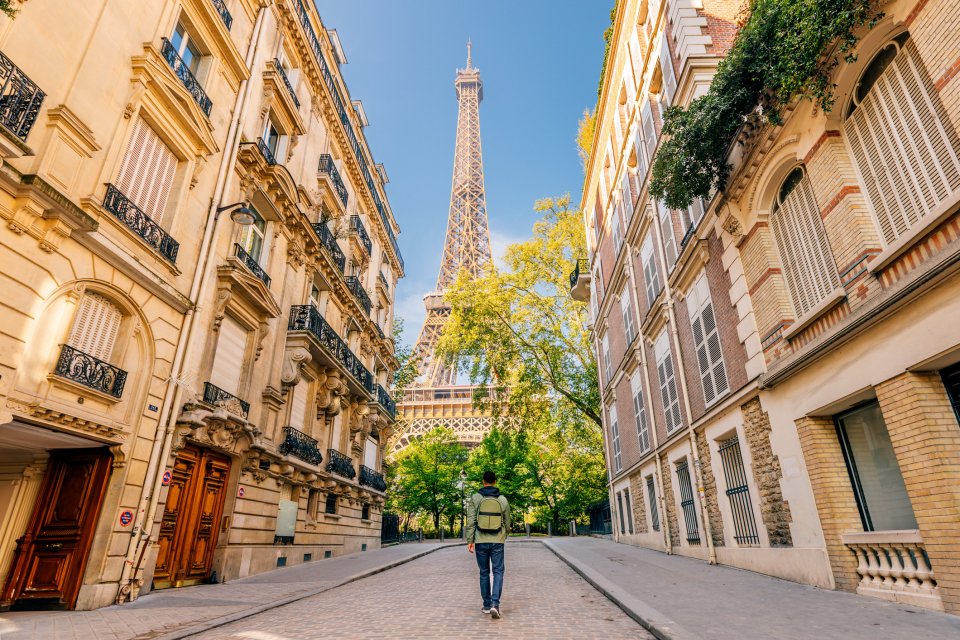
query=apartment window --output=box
[641,232,661,308]
[210,315,248,396]
[836,402,917,531]
[624,488,635,534]
[658,201,678,266]
[680,199,706,243]
[717,436,760,545]
[263,118,282,158]
[630,371,650,453]
[325,493,338,515]
[770,167,841,317]
[307,489,321,519]
[621,172,634,218]
[288,380,308,429]
[309,284,322,309]
[641,101,657,164]
[676,460,701,545]
[658,37,677,111]
[844,33,960,246]
[602,335,612,384]
[686,273,729,406]
[612,203,623,253]
[941,362,960,425]
[646,475,660,532]
[115,117,178,222]
[616,491,626,534]
[68,294,122,361]
[609,404,622,472]
[239,207,266,262]
[170,22,201,74]
[633,127,649,182]
[655,330,682,433]
[620,286,636,345]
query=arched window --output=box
[770,167,841,317]
[68,293,122,361]
[844,32,960,245]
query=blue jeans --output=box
[474,542,504,608]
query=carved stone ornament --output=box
[212,286,233,332]
[348,400,370,436]
[254,321,270,361]
[315,369,348,417]
[172,402,262,455]
[722,214,744,239]
[242,452,268,483]
[280,346,312,391]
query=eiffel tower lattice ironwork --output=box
[395,43,496,451]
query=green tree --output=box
[390,426,468,534]
[466,427,535,517]
[391,318,419,396]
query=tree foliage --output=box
[391,318,419,396]
[576,108,597,169]
[388,427,467,532]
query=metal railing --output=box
[202,381,249,418]
[377,384,396,419]
[272,58,299,108]
[0,51,45,143]
[350,215,372,255]
[676,460,701,545]
[318,154,348,207]
[326,448,356,479]
[210,0,233,30]
[381,513,400,543]
[257,137,278,166]
[311,222,346,273]
[278,426,322,465]
[103,184,179,263]
[345,276,372,315]
[160,38,212,116]
[54,344,127,398]
[360,465,386,492]
[288,305,373,391]
[234,243,271,287]
[378,272,389,292]
[718,436,760,545]
[374,323,385,339]
[569,258,589,289]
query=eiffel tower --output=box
[395,43,496,451]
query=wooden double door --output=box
[153,445,231,589]
[0,448,113,610]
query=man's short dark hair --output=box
[482,470,497,484]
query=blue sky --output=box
[315,1,610,340]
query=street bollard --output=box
[419,528,423,543]
[440,527,444,542]
[547,523,552,537]
[569,520,576,536]
[525,523,531,538]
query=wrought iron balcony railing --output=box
[210,0,233,30]
[272,58,299,108]
[349,215,372,255]
[233,243,271,287]
[326,448,356,479]
[54,344,127,398]
[278,426,322,465]
[202,381,250,419]
[160,38,212,116]
[360,465,387,492]
[103,184,180,263]
[0,51,45,144]
[569,259,589,290]
[288,305,373,391]
[374,323,385,340]
[318,154,348,208]
[377,384,396,419]
[680,223,696,249]
[257,137,278,166]
[345,276,372,315]
[311,222,345,273]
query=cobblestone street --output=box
[193,542,649,640]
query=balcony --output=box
[349,215,372,256]
[311,222,345,273]
[376,384,396,419]
[272,59,299,108]
[257,137,278,166]
[374,323,385,340]
[278,426,323,465]
[360,465,387,493]
[288,305,373,392]
[103,184,180,263]
[210,0,232,30]
[326,448,356,479]
[318,154,348,208]
[0,51,45,145]
[377,272,390,296]
[54,344,127,398]
[202,381,250,419]
[234,243,271,287]
[569,259,591,302]
[345,276,372,315]
[160,38,212,117]
[842,530,943,610]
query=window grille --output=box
[325,493,338,514]
[686,273,729,406]
[641,233,661,308]
[646,475,660,532]
[68,294,121,361]
[624,488,634,534]
[655,331,683,433]
[717,436,760,545]
[631,372,650,453]
[676,460,701,545]
[617,491,626,534]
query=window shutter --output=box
[210,315,247,396]
[116,117,177,222]
[622,172,634,216]
[631,371,650,453]
[634,128,649,182]
[612,204,623,252]
[642,102,657,163]
[68,294,121,361]
[660,38,677,104]
[686,274,729,406]
[364,437,378,468]
[655,330,682,433]
[609,404,622,470]
[602,335,612,383]
[621,286,635,344]
[641,233,661,307]
[289,380,308,429]
[659,202,678,266]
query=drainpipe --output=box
[116,5,270,602]
[654,452,672,554]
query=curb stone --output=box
[540,539,701,640]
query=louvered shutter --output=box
[642,103,657,163]
[116,117,177,222]
[686,274,729,406]
[609,404,622,470]
[655,331,682,433]
[659,202,678,266]
[634,128,649,182]
[602,335,612,383]
[210,316,247,396]
[68,294,121,361]
[631,371,650,453]
[641,232,661,307]
[289,380,308,429]
[612,204,623,252]
[844,39,960,245]
[621,285,635,344]
[364,437,378,468]
[659,37,677,105]
[622,172,634,216]
[771,173,842,317]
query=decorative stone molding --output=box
[173,402,262,455]
[315,369,348,417]
[280,346,313,391]
[6,397,127,441]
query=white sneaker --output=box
[481,607,491,614]
[490,606,501,619]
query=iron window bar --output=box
[288,305,373,391]
[318,154,348,207]
[360,465,387,492]
[102,184,179,263]
[646,476,660,532]
[676,460,701,545]
[377,383,396,419]
[54,344,127,398]
[326,448,356,479]
[202,381,250,419]
[345,276,372,315]
[278,426,323,465]
[311,222,346,273]
[0,50,45,143]
[233,243,271,287]
[718,436,761,545]
[210,0,233,30]
[256,136,278,166]
[160,38,212,116]
[272,58,299,108]
[349,215,372,255]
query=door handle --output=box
[45,542,63,550]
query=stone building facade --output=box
[574,0,960,614]
[0,0,401,611]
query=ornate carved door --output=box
[153,445,230,589]
[0,448,112,609]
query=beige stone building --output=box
[0,0,401,611]
[574,0,960,614]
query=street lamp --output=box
[458,469,467,539]
[217,201,256,225]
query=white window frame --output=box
[686,272,729,407]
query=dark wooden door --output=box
[0,448,112,609]
[153,445,230,588]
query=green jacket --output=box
[465,488,511,544]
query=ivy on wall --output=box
[649,0,885,210]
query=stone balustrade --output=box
[842,530,943,611]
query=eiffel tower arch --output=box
[395,43,498,451]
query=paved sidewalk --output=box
[0,542,452,640]
[544,537,960,640]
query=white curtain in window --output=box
[68,294,121,361]
[116,117,177,222]
[210,315,247,396]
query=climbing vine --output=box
[649,0,885,210]
[597,2,619,98]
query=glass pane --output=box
[171,23,186,51]
[838,403,917,531]
[184,40,201,74]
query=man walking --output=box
[466,470,510,619]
